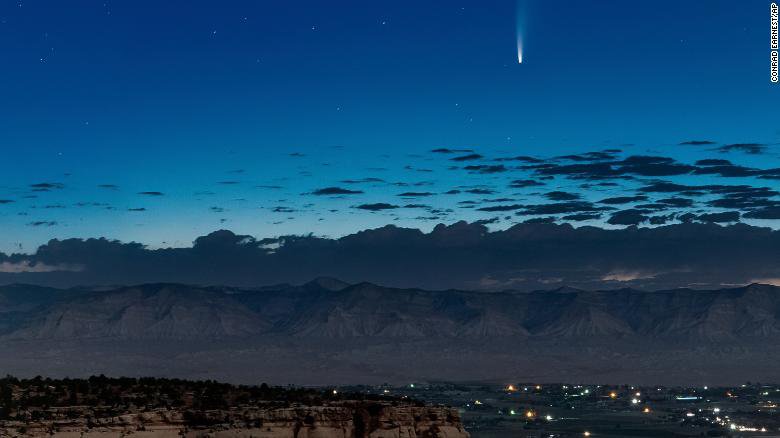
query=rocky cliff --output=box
[0,403,469,438]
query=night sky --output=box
[1,0,778,254]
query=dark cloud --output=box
[598,195,648,205]
[464,188,495,195]
[555,150,620,161]
[743,206,780,219]
[544,191,580,201]
[340,178,385,184]
[676,213,697,223]
[27,221,58,227]
[474,217,500,225]
[217,181,240,185]
[0,200,14,204]
[638,181,702,194]
[691,164,760,178]
[5,223,780,291]
[532,155,697,179]
[638,183,780,209]
[525,153,780,181]
[695,159,732,166]
[696,211,741,223]
[430,148,473,154]
[716,143,767,154]
[30,182,65,191]
[758,172,780,180]
[397,192,434,197]
[679,140,716,145]
[311,187,363,196]
[707,187,780,210]
[138,191,165,196]
[519,202,611,216]
[477,204,524,212]
[450,153,484,162]
[463,165,507,174]
[523,217,557,224]
[97,184,119,190]
[657,197,695,208]
[649,215,673,225]
[530,162,621,180]
[127,208,147,212]
[562,213,602,221]
[633,203,673,211]
[354,203,399,211]
[617,156,696,176]
[494,155,542,163]
[607,209,650,226]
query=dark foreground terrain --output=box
[2,376,779,437]
[1,280,780,384]
[0,376,468,437]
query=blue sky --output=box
[0,0,778,253]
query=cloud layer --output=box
[2,222,780,291]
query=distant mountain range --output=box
[1,279,779,385]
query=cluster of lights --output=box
[506,408,556,422]
[729,423,767,432]
[493,383,777,436]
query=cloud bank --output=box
[2,222,780,291]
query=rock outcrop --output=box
[0,403,469,438]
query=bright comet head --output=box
[517,39,523,64]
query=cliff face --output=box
[0,403,469,438]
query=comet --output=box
[515,0,524,64]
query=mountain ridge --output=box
[2,280,780,341]
[1,280,779,385]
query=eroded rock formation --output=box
[0,402,469,438]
